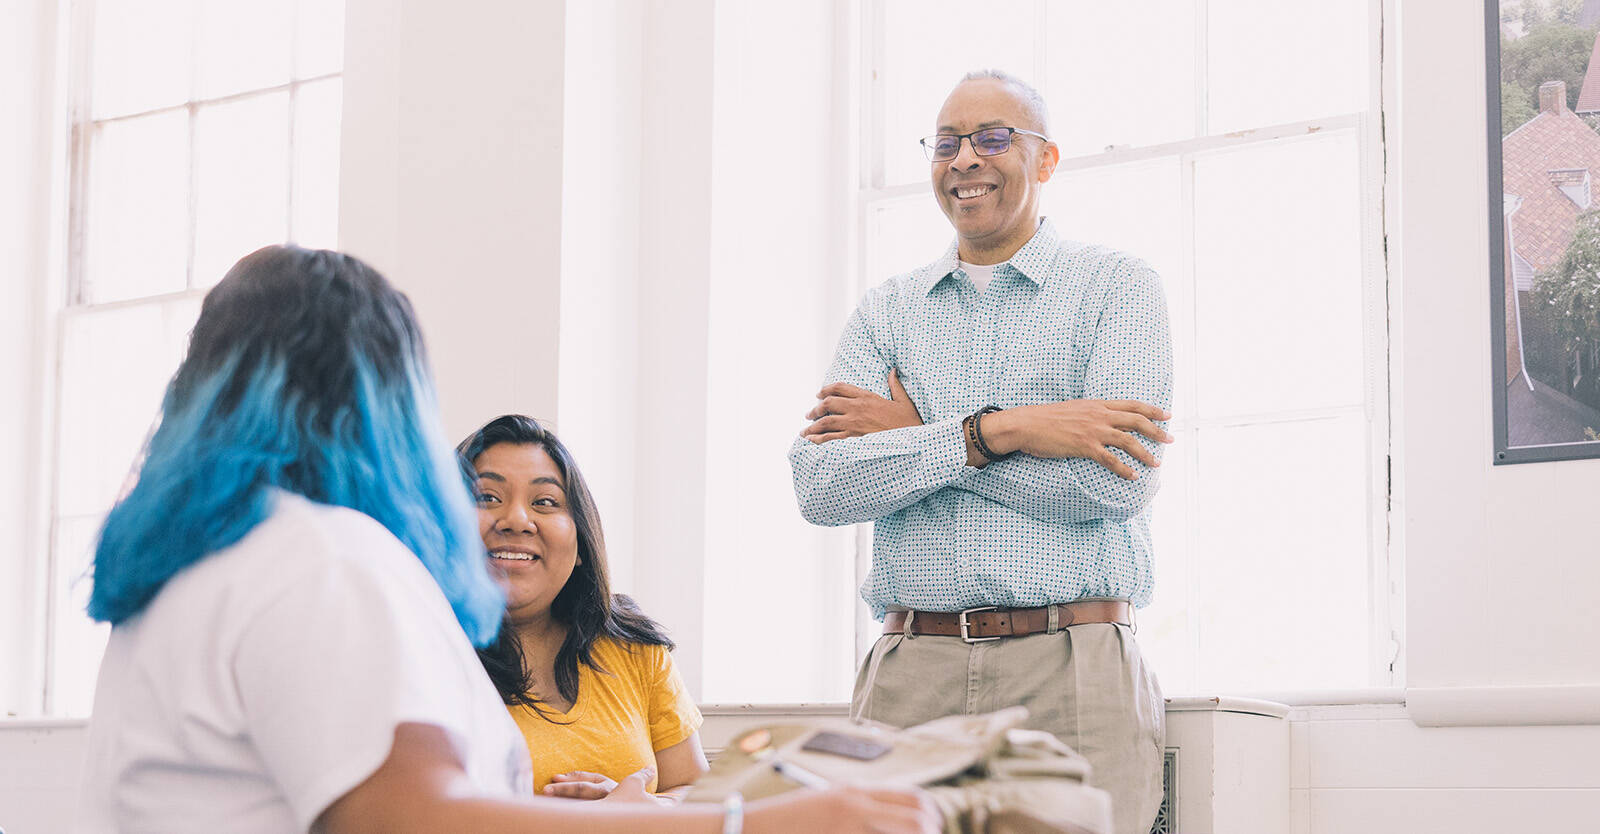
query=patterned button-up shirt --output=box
[788,218,1173,619]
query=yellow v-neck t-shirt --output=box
[508,637,701,793]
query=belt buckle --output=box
[958,606,1000,643]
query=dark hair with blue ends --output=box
[88,245,506,647]
[457,415,672,718]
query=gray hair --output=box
[958,69,1050,136]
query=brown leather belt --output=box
[883,599,1133,643]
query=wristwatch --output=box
[722,791,744,834]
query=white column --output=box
[1,0,66,717]
[339,0,566,441]
[624,0,717,698]
[556,0,645,597]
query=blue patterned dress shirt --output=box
[788,218,1174,619]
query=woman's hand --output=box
[543,767,665,804]
[747,786,942,834]
[543,770,618,800]
[600,768,663,804]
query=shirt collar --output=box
[921,217,1059,295]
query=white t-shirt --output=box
[76,491,532,834]
[959,259,1004,294]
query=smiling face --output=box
[932,78,1059,263]
[472,442,580,622]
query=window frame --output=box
[39,0,344,715]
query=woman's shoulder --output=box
[590,635,669,664]
[589,636,676,687]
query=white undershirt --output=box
[959,259,1004,294]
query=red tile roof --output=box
[1502,101,1600,270]
[1578,31,1600,113]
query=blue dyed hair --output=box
[88,245,505,646]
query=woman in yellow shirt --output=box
[458,415,709,802]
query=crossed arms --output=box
[788,265,1174,527]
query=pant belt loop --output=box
[1046,604,1060,635]
[901,609,917,639]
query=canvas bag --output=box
[686,706,1112,834]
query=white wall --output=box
[338,0,567,442]
[1392,0,1600,710]
[623,0,718,699]
[555,0,645,594]
[0,720,87,833]
[1290,704,1600,833]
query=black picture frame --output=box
[1486,0,1600,464]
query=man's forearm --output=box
[956,405,1167,524]
[958,453,1161,524]
[789,419,973,526]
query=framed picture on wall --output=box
[1487,0,1600,463]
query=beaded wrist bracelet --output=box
[969,405,1013,462]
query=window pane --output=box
[1207,0,1368,133]
[880,0,1038,187]
[1138,427,1196,694]
[195,0,294,100]
[90,0,193,119]
[193,93,291,286]
[291,79,342,249]
[1041,159,1183,285]
[296,0,346,78]
[867,196,953,286]
[1193,414,1371,691]
[56,299,201,519]
[85,112,191,303]
[50,514,110,717]
[1192,132,1364,418]
[1043,0,1196,157]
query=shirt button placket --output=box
[958,282,1001,605]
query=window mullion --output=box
[1195,0,1209,138]
[285,0,300,242]
[1180,149,1201,688]
[184,103,199,290]
[863,0,885,192]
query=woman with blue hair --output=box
[76,245,938,834]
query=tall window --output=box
[48,0,345,715]
[860,0,1389,693]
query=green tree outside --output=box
[1501,22,1597,136]
[1530,208,1600,381]
[1511,0,1585,30]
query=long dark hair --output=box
[91,245,503,645]
[457,415,672,719]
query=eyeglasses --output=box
[920,127,1050,162]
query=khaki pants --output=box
[851,622,1164,834]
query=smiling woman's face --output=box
[471,442,580,622]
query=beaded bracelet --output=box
[963,413,983,459]
[972,405,1013,461]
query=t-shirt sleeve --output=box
[230,533,487,831]
[644,645,703,751]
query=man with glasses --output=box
[789,70,1172,834]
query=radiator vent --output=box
[1148,748,1177,834]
